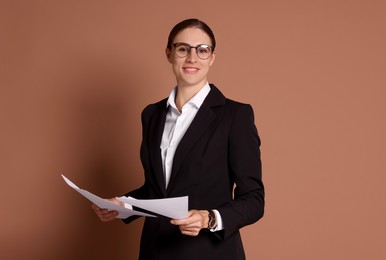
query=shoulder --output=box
[140,98,168,128]
[209,84,253,112]
[141,98,167,117]
[225,100,256,134]
[208,84,255,123]
[223,98,255,121]
[225,98,252,110]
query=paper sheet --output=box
[116,195,189,219]
[61,174,155,219]
[62,174,189,220]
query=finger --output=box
[180,228,200,236]
[107,198,124,207]
[179,225,193,233]
[170,211,199,226]
[99,210,119,221]
[171,219,187,225]
[171,217,198,226]
[179,223,201,232]
[95,208,109,216]
[97,209,117,218]
[91,204,101,211]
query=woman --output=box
[92,18,264,260]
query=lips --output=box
[183,67,200,73]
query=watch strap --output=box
[207,210,217,229]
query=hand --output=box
[170,210,209,236]
[91,198,123,222]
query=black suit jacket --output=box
[124,84,264,260]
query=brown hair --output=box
[166,18,216,51]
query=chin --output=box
[181,76,206,86]
[181,80,204,88]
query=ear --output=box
[166,48,173,63]
[209,51,216,66]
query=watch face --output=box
[208,210,216,229]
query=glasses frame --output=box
[172,42,213,60]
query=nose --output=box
[186,47,198,62]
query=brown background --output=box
[1,0,385,259]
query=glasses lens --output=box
[173,43,212,59]
[196,45,212,59]
[174,44,190,58]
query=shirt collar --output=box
[166,82,211,110]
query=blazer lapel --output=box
[167,85,226,192]
[148,101,168,196]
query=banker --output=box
[92,18,265,260]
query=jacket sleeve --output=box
[121,106,152,224]
[217,104,265,239]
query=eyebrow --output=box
[173,42,211,47]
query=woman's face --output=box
[166,27,215,89]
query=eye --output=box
[197,46,210,53]
[176,45,189,53]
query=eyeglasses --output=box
[172,42,213,60]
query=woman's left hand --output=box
[170,210,209,236]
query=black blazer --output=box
[124,84,264,260]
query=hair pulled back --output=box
[166,18,216,51]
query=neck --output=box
[175,82,206,112]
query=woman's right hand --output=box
[91,198,123,222]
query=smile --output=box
[183,67,200,73]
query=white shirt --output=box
[160,83,223,231]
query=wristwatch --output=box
[207,210,217,229]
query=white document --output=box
[61,174,155,219]
[116,195,189,219]
[62,174,189,220]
